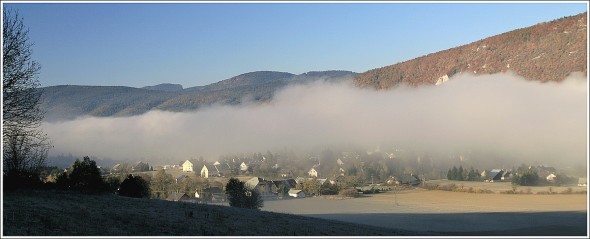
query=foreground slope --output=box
[355,12,587,89]
[2,190,422,236]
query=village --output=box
[102,149,587,205]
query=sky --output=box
[3,1,588,88]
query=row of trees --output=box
[446,166,481,181]
[511,169,539,186]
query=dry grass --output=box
[2,190,421,236]
[262,188,587,235]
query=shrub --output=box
[118,174,150,198]
[225,177,263,210]
[62,156,107,193]
[338,188,358,197]
[560,187,573,194]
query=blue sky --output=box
[3,2,588,88]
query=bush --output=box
[105,176,121,194]
[118,174,150,198]
[338,188,358,197]
[362,187,380,194]
[63,156,107,193]
[560,187,573,194]
[512,170,539,186]
[320,183,339,195]
[225,178,263,210]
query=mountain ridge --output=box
[39,12,587,121]
[39,70,357,121]
[354,12,587,89]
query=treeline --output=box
[446,166,481,181]
[5,156,263,209]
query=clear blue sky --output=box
[3,2,588,88]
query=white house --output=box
[578,178,587,187]
[194,191,200,198]
[201,165,211,178]
[182,160,194,172]
[240,162,249,172]
[546,173,557,182]
[308,167,318,177]
[201,163,231,178]
[288,189,305,198]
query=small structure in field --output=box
[166,192,191,202]
[578,178,587,187]
[288,189,306,198]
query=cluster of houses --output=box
[164,176,309,204]
[480,169,512,182]
[480,166,588,186]
[182,160,254,178]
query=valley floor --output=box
[262,188,588,236]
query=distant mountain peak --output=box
[142,83,183,92]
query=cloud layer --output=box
[43,72,587,166]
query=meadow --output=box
[2,189,422,236]
[262,185,588,236]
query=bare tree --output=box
[3,9,51,188]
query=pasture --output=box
[262,186,588,236]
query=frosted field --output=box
[262,188,587,235]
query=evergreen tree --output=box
[119,174,150,198]
[451,166,458,180]
[67,156,106,193]
[225,177,263,210]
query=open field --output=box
[262,188,588,236]
[2,190,422,236]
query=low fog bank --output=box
[43,72,587,168]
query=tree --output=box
[451,166,458,180]
[226,178,246,207]
[320,182,339,195]
[3,9,51,190]
[225,177,263,210]
[457,166,464,181]
[178,176,197,194]
[119,174,150,198]
[150,169,174,199]
[512,168,539,186]
[104,176,121,194]
[302,177,320,196]
[67,156,107,193]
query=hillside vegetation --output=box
[355,12,588,89]
[39,71,356,121]
[2,190,423,236]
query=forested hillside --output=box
[354,12,587,89]
[39,71,356,121]
[39,12,587,120]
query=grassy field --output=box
[2,189,423,236]
[262,187,588,236]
